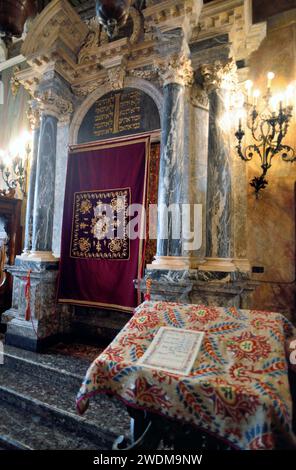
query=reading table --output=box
[76,301,296,450]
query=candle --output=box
[253,89,260,106]
[285,84,294,107]
[245,80,253,103]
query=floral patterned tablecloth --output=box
[76,301,296,450]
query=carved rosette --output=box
[200,58,238,93]
[154,54,194,87]
[36,90,73,123]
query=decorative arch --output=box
[69,77,163,145]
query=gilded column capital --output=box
[36,90,73,123]
[27,101,42,130]
[200,58,237,93]
[155,54,194,87]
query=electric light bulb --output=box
[267,72,275,89]
[267,72,275,81]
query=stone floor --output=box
[0,335,131,450]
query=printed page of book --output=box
[138,327,204,376]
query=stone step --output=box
[0,387,107,450]
[3,347,84,391]
[0,434,32,450]
[0,343,131,450]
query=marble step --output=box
[0,346,131,449]
[0,387,107,450]
[3,347,84,391]
[3,341,91,383]
[0,434,32,450]
[1,350,131,436]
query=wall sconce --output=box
[0,131,32,198]
[235,73,295,197]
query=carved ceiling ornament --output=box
[200,58,238,93]
[36,89,73,122]
[154,54,194,87]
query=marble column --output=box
[148,53,199,270]
[31,113,58,256]
[3,87,73,351]
[23,103,40,253]
[52,120,70,258]
[198,61,237,272]
[205,87,234,269]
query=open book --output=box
[138,327,204,376]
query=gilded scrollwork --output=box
[78,17,108,65]
[129,7,142,45]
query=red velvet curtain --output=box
[58,137,150,312]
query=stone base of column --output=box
[198,257,236,272]
[136,269,257,309]
[20,251,59,262]
[2,256,73,352]
[147,256,202,270]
